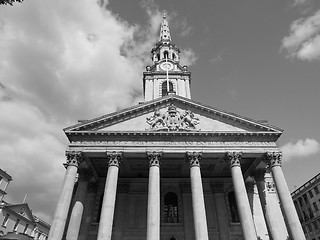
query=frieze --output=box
[146,103,199,131]
[71,141,277,147]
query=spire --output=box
[159,13,171,42]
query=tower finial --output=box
[159,11,171,42]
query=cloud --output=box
[282,8,320,61]
[172,16,192,37]
[0,0,178,224]
[180,48,198,66]
[209,50,227,64]
[293,0,308,6]
[280,138,320,162]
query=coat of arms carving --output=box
[146,104,200,131]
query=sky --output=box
[0,0,320,224]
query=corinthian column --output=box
[265,152,305,240]
[97,151,122,240]
[186,151,209,240]
[48,151,83,240]
[146,151,162,240]
[225,152,257,240]
[252,169,283,240]
[66,169,91,240]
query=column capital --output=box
[265,151,282,167]
[65,151,84,168]
[185,151,202,167]
[225,151,242,168]
[106,151,122,167]
[251,169,266,182]
[147,151,162,167]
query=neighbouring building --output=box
[0,170,50,239]
[0,169,12,202]
[48,15,305,240]
[292,173,320,240]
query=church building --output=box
[48,15,305,240]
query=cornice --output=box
[65,130,281,137]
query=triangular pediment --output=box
[65,95,282,135]
[4,203,35,222]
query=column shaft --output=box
[97,152,121,240]
[255,172,282,240]
[186,152,209,240]
[273,166,305,239]
[48,151,83,240]
[146,151,161,240]
[266,152,305,240]
[66,177,89,240]
[227,152,257,240]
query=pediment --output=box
[65,95,282,135]
[5,203,35,222]
[94,105,248,132]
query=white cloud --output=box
[280,138,320,162]
[282,8,320,61]
[0,0,197,224]
[0,0,181,224]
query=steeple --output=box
[143,13,191,101]
[159,14,171,42]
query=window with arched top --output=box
[164,192,179,223]
[162,81,174,96]
[172,53,176,60]
[157,53,160,61]
[228,191,240,222]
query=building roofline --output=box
[291,172,320,197]
[0,168,12,181]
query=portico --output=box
[48,15,304,240]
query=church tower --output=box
[143,14,191,101]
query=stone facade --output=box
[48,15,305,240]
[0,169,12,202]
[292,173,320,240]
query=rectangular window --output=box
[299,198,303,207]
[313,202,319,211]
[314,220,319,229]
[23,224,29,234]
[13,219,20,231]
[308,224,313,232]
[315,185,319,194]
[2,213,9,227]
[309,190,314,198]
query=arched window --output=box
[228,191,240,222]
[157,53,160,61]
[172,53,176,60]
[164,51,169,59]
[164,192,178,223]
[162,81,174,96]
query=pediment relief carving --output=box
[146,103,199,131]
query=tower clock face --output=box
[160,62,173,71]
